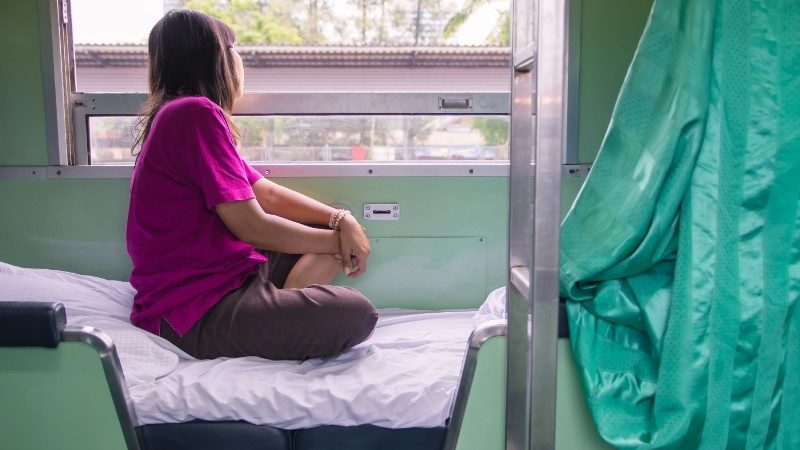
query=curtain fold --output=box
[560,0,800,448]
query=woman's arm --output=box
[240,178,371,278]
[215,198,340,255]
[252,178,334,226]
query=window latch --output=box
[438,97,472,110]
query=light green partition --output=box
[555,341,611,449]
[577,0,654,163]
[0,176,510,310]
[566,0,655,201]
[0,0,47,165]
[337,236,487,309]
[455,337,507,450]
[0,179,131,279]
[0,343,129,450]
[455,338,612,450]
[562,176,587,215]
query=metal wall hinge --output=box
[61,0,69,25]
[562,164,591,177]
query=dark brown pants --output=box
[161,250,378,360]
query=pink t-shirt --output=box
[126,96,266,336]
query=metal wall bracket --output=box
[363,203,400,220]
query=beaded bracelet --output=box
[328,209,340,229]
[332,209,350,230]
[328,208,350,230]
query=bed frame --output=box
[0,300,609,450]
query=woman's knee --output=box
[336,289,378,347]
[354,293,379,341]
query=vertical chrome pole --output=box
[508,0,567,448]
[530,0,567,448]
[507,0,536,448]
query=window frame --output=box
[39,0,72,166]
[36,0,583,178]
[72,91,511,168]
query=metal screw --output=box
[393,213,398,218]
[56,170,62,175]
[263,169,271,175]
[368,169,373,174]
[469,168,474,174]
[479,237,483,242]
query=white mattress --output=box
[0,262,481,429]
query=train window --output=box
[61,0,512,166]
[70,0,510,93]
[88,115,509,165]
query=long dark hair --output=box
[133,9,241,154]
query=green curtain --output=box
[560,0,800,448]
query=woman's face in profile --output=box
[230,45,244,99]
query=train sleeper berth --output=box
[0,261,522,450]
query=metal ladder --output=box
[507,0,571,448]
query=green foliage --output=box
[443,0,509,46]
[184,0,303,44]
[486,10,509,46]
[472,117,508,146]
[180,0,508,46]
[442,0,477,38]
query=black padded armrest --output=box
[0,301,67,348]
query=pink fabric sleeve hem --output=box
[245,163,264,185]
[205,187,256,210]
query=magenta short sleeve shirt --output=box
[126,96,266,336]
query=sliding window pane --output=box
[88,116,138,165]
[88,115,509,164]
[70,0,511,93]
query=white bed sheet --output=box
[0,262,477,429]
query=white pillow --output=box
[0,261,134,322]
[473,286,507,326]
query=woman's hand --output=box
[337,214,370,278]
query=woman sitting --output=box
[126,9,378,361]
